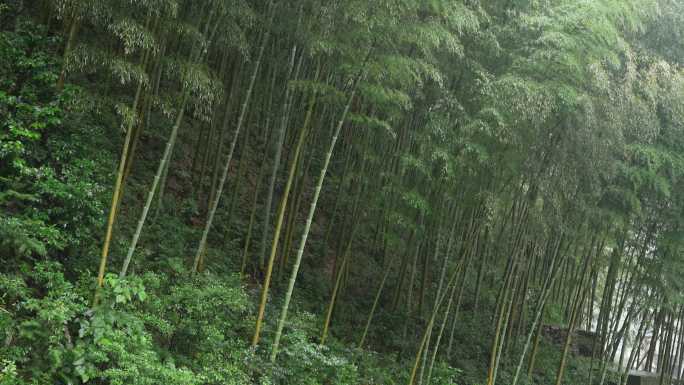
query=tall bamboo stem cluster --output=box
[44,0,684,383]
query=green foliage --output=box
[0,20,107,263]
[0,260,384,385]
[0,262,256,384]
[265,311,360,384]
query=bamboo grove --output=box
[6,0,684,384]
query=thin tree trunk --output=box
[321,225,358,346]
[555,243,594,385]
[252,83,317,348]
[408,253,466,385]
[119,92,189,277]
[116,2,223,276]
[621,309,652,385]
[512,234,564,385]
[403,238,421,338]
[256,45,299,270]
[492,262,520,385]
[425,222,461,385]
[96,78,144,288]
[486,254,518,385]
[191,10,272,272]
[359,265,392,348]
[240,160,266,276]
[269,66,364,361]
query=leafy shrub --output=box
[0,20,107,265]
[262,311,360,385]
[0,263,256,384]
[140,273,252,385]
